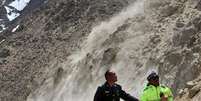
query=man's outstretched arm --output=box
[120,88,139,101]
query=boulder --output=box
[101,48,118,65]
[188,85,201,98]
[195,1,201,11]
[186,81,197,89]
[0,48,10,58]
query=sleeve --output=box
[93,87,103,101]
[119,86,139,101]
[167,88,173,101]
[168,96,174,101]
[140,91,147,101]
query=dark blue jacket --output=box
[94,82,139,101]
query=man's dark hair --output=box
[105,70,110,80]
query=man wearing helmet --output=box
[140,72,173,101]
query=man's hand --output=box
[161,95,168,101]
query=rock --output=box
[188,85,201,98]
[0,36,5,42]
[12,25,25,32]
[101,48,118,65]
[0,48,10,58]
[181,27,196,39]
[149,35,161,44]
[0,6,7,19]
[53,67,64,86]
[178,88,187,97]
[160,5,178,17]
[195,77,201,82]
[186,81,197,88]
[145,0,168,10]
[0,25,2,31]
[176,22,185,28]
[192,16,201,31]
[195,1,201,11]
[0,58,7,65]
[144,0,170,17]
[173,27,197,47]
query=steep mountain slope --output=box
[1,0,201,101]
[0,0,131,101]
[27,0,201,101]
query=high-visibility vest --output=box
[140,84,173,101]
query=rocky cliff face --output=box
[0,0,131,101]
[147,0,201,99]
[1,0,201,101]
[175,74,201,101]
[145,0,201,95]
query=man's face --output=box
[150,76,159,86]
[107,71,118,83]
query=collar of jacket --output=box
[104,82,118,87]
[147,83,160,87]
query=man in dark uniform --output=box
[93,70,139,101]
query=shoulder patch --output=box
[105,90,110,94]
